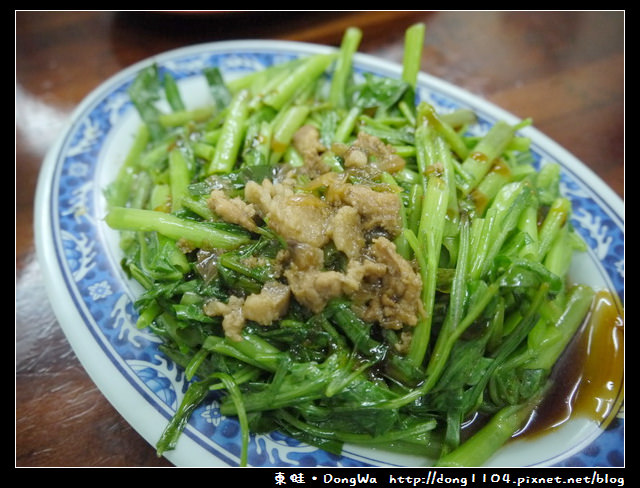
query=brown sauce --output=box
[491,159,511,177]
[470,151,489,163]
[468,188,489,214]
[513,289,624,439]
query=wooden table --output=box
[16,11,624,467]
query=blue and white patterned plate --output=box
[34,40,624,467]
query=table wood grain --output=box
[16,10,624,467]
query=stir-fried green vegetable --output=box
[104,24,594,467]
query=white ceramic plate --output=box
[34,40,624,468]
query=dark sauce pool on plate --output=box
[460,290,624,444]
[515,289,624,438]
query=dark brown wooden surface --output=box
[16,10,624,467]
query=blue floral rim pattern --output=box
[40,41,624,467]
